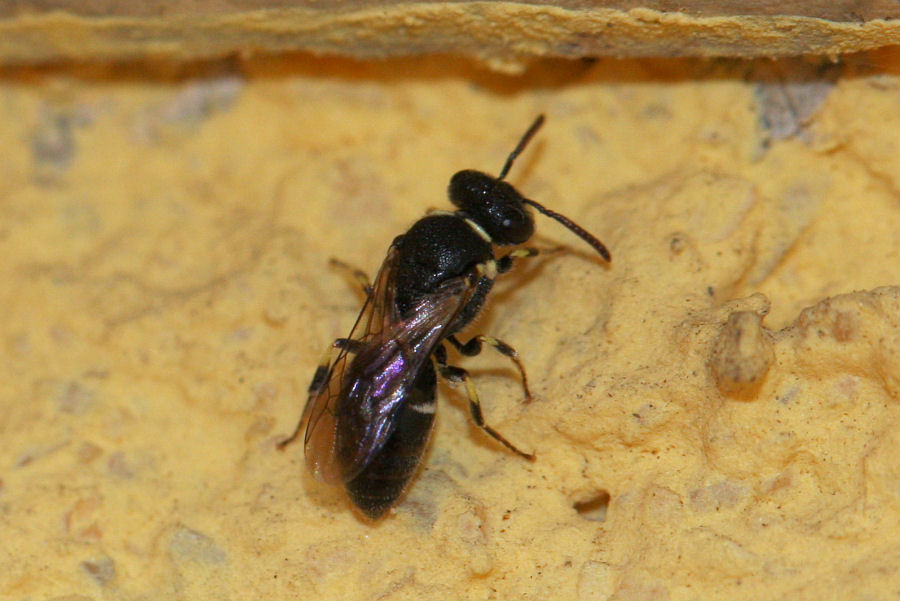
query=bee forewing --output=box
[301,246,476,485]
[301,249,400,484]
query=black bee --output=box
[279,115,610,519]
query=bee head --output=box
[448,169,535,245]
[447,115,611,261]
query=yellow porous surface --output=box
[1,53,899,599]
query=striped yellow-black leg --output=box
[496,247,539,274]
[434,345,535,460]
[460,245,562,402]
[447,334,533,403]
[277,337,362,450]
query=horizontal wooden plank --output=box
[1,2,898,66]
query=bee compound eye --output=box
[488,200,533,245]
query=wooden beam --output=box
[1,1,898,66]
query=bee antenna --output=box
[498,114,545,181]
[522,198,611,262]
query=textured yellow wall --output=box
[1,52,899,599]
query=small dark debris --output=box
[81,556,115,586]
[574,490,611,522]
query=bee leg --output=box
[278,415,310,450]
[277,337,363,450]
[329,257,374,299]
[434,345,535,461]
[496,247,540,273]
[496,245,570,274]
[447,334,533,403]
[308,338,363,396]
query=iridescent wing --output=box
[302,246,475,484]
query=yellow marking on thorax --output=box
[463,217,493,244]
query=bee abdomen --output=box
[346,365,437,519]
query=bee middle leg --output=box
[277,336,363,450]
[434,345,535,460]
[329,257,373,299]
[447,334,533,402]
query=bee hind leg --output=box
[277,337,363,451]
[306,337,363,398]
[434,345,535,461]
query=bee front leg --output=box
[496,247,540,274]
[434,345,535,461]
